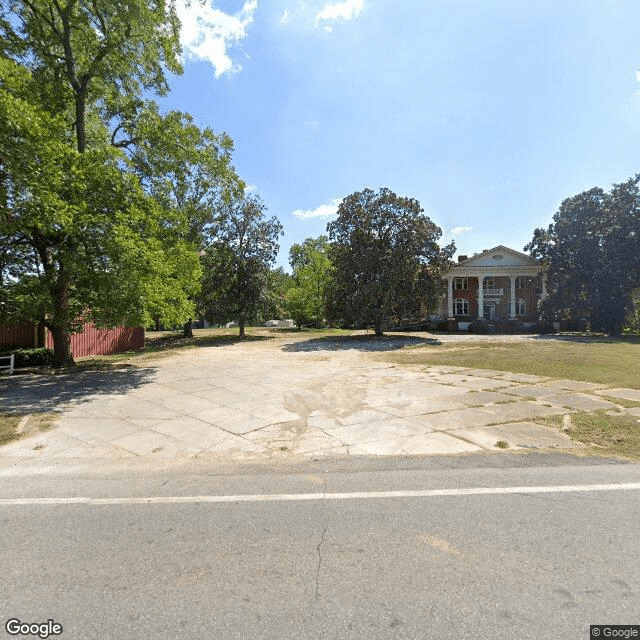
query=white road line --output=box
[1,483,640,506]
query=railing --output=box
[481,288,503,296]
[0,353,15,375]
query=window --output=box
[482,278,495,291]
[516,277,528,289]
[453,277,468,290]
[454,299,469,315]
[515,298,526,316]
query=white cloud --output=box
[292,198,341,219]
[635,70,640,82]
[175,0,258,77]
[280,8,290,24]
[316,0,363,24]
[450,226,473,235]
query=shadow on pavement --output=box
[281,334,442,352]
[145,334,272,351]
[0,367,157,414]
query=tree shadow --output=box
[0,367,158,414]
[144,333,273,351]
[281,334,442,353]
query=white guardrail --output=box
[0,354,15,375]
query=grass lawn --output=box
[0,413,57,447]
[383,335,640,389]
[537,411,640,461]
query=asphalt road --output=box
[1,453,639,640]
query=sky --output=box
[160,0,640,270]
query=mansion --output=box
[441,246,547,330]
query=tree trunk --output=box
[51,326,75,368]
[75,91,87,152]
[374,316,384,336]
[183,318,193,338]
[50,277,75,368]
[238,318,245,338]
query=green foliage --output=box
[327,188,454,335]
[286,235,332,328]
[1,0,182,152]
[269,267,295,320]
[0,348,54,368]
[198,195,283,336]
[1,2,237,365]
[527,176,640,334]
[623,290,640,334]
[468,321,490,334]
[0,64,201,333]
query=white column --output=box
[509,275,516,319]
[447,277,454,319]
[477,275,484,320]
[541,272,548,300]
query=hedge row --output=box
[0,348,54,368]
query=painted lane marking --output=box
[1,483,640,506]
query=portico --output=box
[443,246,547,324]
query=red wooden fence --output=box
[0,324,36,349]
[1,322,144,357]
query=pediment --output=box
[457,246,540,268]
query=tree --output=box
[526,176,640,334]
[286,235,332,328]
[198,195,283,337]
[1,2,236,363]
[123,105,242,337]
[326,188,454,336]
[0,58,201,365]
[1,0,182,154]
[269,266,295,321]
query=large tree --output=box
[0,58,201,365]
[0,1,237,364]
[326,188,454,336]
[286,235,332,328]
[526,176,640,334]
[198,194,283,338]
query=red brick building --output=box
[441,246,547,330]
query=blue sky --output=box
[161,0,640,270]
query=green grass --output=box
[0,413,57,447]
[384,336,640,389]
[538,411,640,460]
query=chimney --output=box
[457,255,468,263]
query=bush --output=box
[0,348,55,368]
[468,321,490,334]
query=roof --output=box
[455,245,541,268]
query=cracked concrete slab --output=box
[2,332,638,466]
[450,422,577,451]
[594,388,640,403]
[540,393,619,412]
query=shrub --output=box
[0,348,55,368]
[468,321,490,334]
